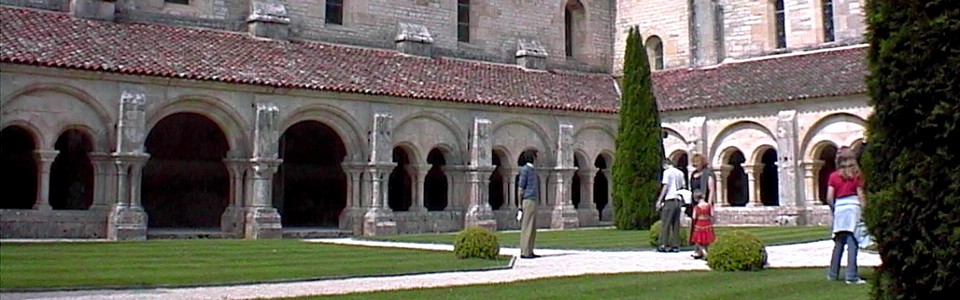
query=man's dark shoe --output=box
[669,247,680,253]
[656,246,667,253]
[520,254,541,259]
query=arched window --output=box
[773,0,787,48]
[457,0,470,42]
[822,0,835,42]
[564,0,585,58]
[326,0,343,25]
[646,36,664,70]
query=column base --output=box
[338,207,366,236]
[550,203,579,229]
[363,207,397,236]
[220,206,244,237]
[577,207,600,227]
[243,207,282,239]
[601,206,614,223]
[464,204,497,231]
[107,205,147,241]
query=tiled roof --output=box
[0,6,621,113]
[1,6,868,114]
[652,45,868,112]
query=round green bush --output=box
[707,230,768,271]
[453,226,500,259]
[648,220,689,247]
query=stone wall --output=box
[613,0,691,74]
[0,209,109,238]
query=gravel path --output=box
[1,239,881,300]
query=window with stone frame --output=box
[326,0,343,25]
[564,0,585,58]
[773,0,787,49]
[822,0,835,42]
[165,0,189,5]
[457,0,470,42]
[646,36,664,70]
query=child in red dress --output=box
[690,191,716,260]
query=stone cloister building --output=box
[2,0,870,239]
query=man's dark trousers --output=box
[658,200,682,249]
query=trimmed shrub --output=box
[453,226,500,259]
[707,230,767,272]
[648,220,689,247]
[863,0,960,298]
[612,26,665,230]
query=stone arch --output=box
[147,95,248,156]
[425,147,451,211]
[812,141,839,205]
[1,125,39,209]
[388,146,415,211]
[594,152,613,219]
[719,146,749,206]
[571,149,591,208]
[2,84,113,152]
[663,127,688,158]
[273,121,348,227]
[489,147,511,210]
[800,113,867,161]
[282,104,367,162]
[50,128,96,210]
[754,145,779,206]
[395,111,467,165]
[493,118,553,166]
[143,112,231,229]
[573,122,616,161]
[710,121,776,167]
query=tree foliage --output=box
[862,1,960,298]
[612,27,665,230]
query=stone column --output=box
[339,162,366,234]
[108,90,149,241]
[550,123,579,229]
[600,169,614,221]
[221,158,248,236]
[505,168,519,209]
[410,163,430,212]
[576,168,599,226]
[802,160,823,207]
[362,112,398,236]
[32,150,59,210]
[463,117,497,230]
[744,163,760,207]
[88,152,113,211]
[716,164,732,207]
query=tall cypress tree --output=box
[612,27,665,230]
[862,1,959,298]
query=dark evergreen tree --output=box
[862,1,960,298]
[612,27,665,230]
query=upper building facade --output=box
[615,0,867,72]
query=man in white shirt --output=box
[657,158,686,252]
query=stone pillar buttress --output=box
[339,162,366,234]
[240,103,283,239]
[550,123,579,229]
[32,150,59,210]
[776,110,802,207]
[576,167,599,226]
[108,90,149,241]
[362,112,398,236]
[464,117,497,230]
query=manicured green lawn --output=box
[365,226,830,250]
[0,240,509,290]
[304,268,871,300]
